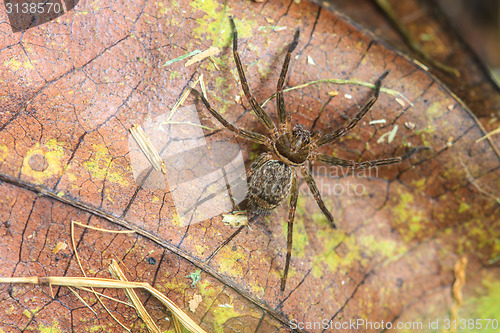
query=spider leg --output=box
[191,88,267,145]
[301,166,336,228]
[205,153,272,263]
[230,18,278,137]
[315,71,389,148]
[277,29,300,131]
[281,172,299,292]
[206,225,245,263]
[315,147,419,168]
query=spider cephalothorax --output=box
[274,125,312,165]
[192,18,415,291]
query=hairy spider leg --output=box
[190,89,268,145]
[280,172,299,291]
[277,29,300,132]
[205,153,273,263]
[314,71,389,148]
[301,166,336,228]
[230,18,278,138]
[315,147,420,168]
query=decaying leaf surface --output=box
[0,0,499,332]
[324,0,500,118]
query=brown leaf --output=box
[1,0,498,332]
[324,0,500,118]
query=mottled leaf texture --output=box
[0,1,499,333]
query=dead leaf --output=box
[0,0,498,332]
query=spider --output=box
[191,18,416,291]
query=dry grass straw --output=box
[0,221,207,333]
[130,124,167,174]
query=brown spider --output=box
[191,18,416,291]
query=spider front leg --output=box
[277,29,300,131]
[301,166,336,228]
[281,172,299,291]
[315,147,419,168]
[229,18,278,137]
[315,71,389,148]
[191,88,267,145]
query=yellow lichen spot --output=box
[0,144,8,163]
[83,144,129,186]
[218,250,246,279]
[21,139,66,185]
[6,305,15,314]
[411,177,426,190]
[23,309,32,319]
[195,243,210,256]
[38,319,63,333]
[4,57,35,71]
[174,211,190,227]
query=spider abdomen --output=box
[248,160,293,213]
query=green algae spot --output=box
[197,279,218,299]
[425,101,443,122]
[212,302,242,333]
[21,139,66,185]
[83,144,129,186]
[414,100,448,147]
[358,235,407,258]
[459,278,500,332]
[211,72,238,114]
[218,249,246,278]
[310,228,407,279]
[458,201,471,213]
[38,319,63,333]
[189,0,254,48]
[312,231,359,277]
[308,228,347,278]
[392,192,426,241]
